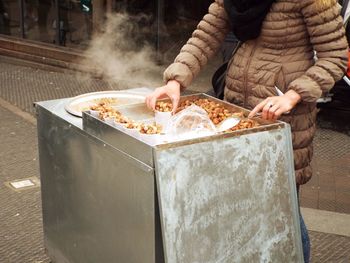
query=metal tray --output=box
[82,93,282,148]
[65,90,146,117]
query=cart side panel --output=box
[37,107,157,263]
[154,126,303,263]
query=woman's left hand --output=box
[248,90,301,120]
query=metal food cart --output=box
[36,89,304,263]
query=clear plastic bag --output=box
[166,105,216,141]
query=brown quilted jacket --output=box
[164,0,348,185]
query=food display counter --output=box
[36,88,304,263]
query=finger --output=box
[146,92,159,110]
[149,94,159,111]
[146,87,167,110]
[145,95,151,109]
[248,100,266,118]
[268,104,279,120]
[262,102,274,120]
[148,88,162,110]
[170,95,180,114]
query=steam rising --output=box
[83,13,163,88]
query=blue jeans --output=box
[299,211,310,263]
[297,185,310,263]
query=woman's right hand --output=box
[145,80,181,114]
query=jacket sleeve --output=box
[287,0,349,102]
[163,0,230,89]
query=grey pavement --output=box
[0,57,349,262]
[0,105,50,263]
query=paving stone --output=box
[309,231,350,263]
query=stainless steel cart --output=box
[36,91,303,263]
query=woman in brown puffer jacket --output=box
[146,0,348,261]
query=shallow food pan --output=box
[65,90,146,117]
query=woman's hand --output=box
[248,90,301,120]
[145,80,181,114]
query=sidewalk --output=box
[0,103,49,263]
[0,57,349,262]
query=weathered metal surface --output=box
[154,126,303,263]
[37,104,162,263]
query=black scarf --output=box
[224,0,275,42]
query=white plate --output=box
[65,90,146,117]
